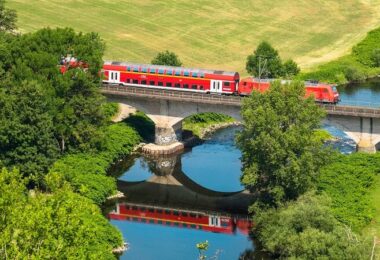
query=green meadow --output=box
[9,0,380,73]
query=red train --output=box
[60,59,340,103]
[108,203,252,235]
[102,61,340,103]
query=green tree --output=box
[246,41,283,78]
[151,50,182,66]
[0,80,59,181]
[254,192,371,259]
[237,81,328,208]
[282,59,300,78]
[0,168,123,259]
[0,0,16,32]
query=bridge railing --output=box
[101,84,242,105]
[322,104,380,117]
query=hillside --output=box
[9,0,380,73]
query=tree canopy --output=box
[246,41,300,79]
[237,80,328,208]
[0,0,16,33]
[254,192,371,259]
[151,50,183,67]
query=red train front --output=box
[108,203,252,235]
[238,77,340,103]
[102,61,240,94]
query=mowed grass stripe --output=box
[9,0,380,73]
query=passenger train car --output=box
[103,61,240,94]
[108,203,252,235]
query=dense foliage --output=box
[255,192,371,259]
[300,27,380,83]
[318,152,380,230]
[48,122,141,204]
[0,168,123,259]
[151,50,182,67]
[0,27,107,179]
[237,81,327,208]
[246,41,300,79]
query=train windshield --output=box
[332,86,338,92]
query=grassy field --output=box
[9,1,380,73]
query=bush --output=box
[47,122,140,204]
[254,192,371,259]
[318,153,380,230]
[102,102,119,120]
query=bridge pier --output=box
[155,120,182,145]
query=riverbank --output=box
[298,27,380,84]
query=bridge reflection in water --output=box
[110,152,254,215]
[107,149,257,260]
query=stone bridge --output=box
[101,84,380,153]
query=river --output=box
[106,80,380,259]
[338,77,380,107]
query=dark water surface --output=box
[338,77,380,107]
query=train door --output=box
[209,215,221,227]
[210,80,223,94]
[109,71,120,84]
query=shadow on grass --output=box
[123,111,155,143]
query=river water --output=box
[107,80,380,259]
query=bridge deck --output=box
[101,84,380,118]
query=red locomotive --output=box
[108,203,252,235]
[239,77,340,103]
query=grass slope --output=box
[9,0,380,73]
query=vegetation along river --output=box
[106,113,360,260]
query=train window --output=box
[174,83,181,88]
[166,82,172,87]
[165,221,171,225]
[140,207,146,211]
[190,224,196,229]
[200,86,204,90]
[175,70,181,76]
[141,218,146,223]
[191,85,197,89]
[166,70,172,75]
[125,206,130,210]
[132,217,138,221]
[190,213,196,218]
[158,220,163,224]
[183,71,190,77]
[200,73,205,78]
[132,206,138,210]
[142,67,147,73]
[183,223,188,228]
[158,82,163,86]
[149,208,154,213]
[181,212,188,217]
[127,66,131,71]
[133,80,139,84]
[165,210,171,214]
[158,69,164,74]
[173,211,179,216]
[174,222,179,227]
[157,209,163,214]
[243,82,247,86]
[198,226,203,230]
[133,67,139,72]
[323,89,329,93]
[141,80,147,85]
[192,72,198,77]
[183,84,189,88]
[149,68,156,74]
[224,82,230,86]
[149,81,155,85]
[149,219,155,224]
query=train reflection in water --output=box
[108,202,252,235]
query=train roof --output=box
[104,61,239,77]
